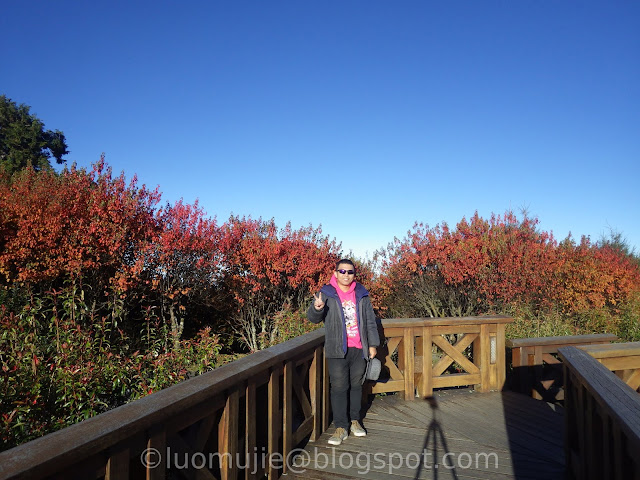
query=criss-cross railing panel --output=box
[371,317,512,400]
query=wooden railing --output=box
[559,344,640,480]
[0,315,513,480]
[373,316,514,399]
[578,342,640,393]
[506,333,618,402]
[0,329,328,480]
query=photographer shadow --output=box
[413,396,459,480]
[361,318,458,479]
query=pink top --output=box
[330,276,362,349]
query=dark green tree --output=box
[0,95,69,175]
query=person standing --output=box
[307,259,380,445]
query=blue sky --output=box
[3,1,639,259]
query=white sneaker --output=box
[350,420,367,437]
[328,427,348,445]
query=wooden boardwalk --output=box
[283,389,564,480]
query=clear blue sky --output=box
[3,1,639,259]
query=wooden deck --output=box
[283,389,564,480]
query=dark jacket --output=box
[307,282,380,359]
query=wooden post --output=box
[323,354,330,432]
[532,344,543,399]
[418,327,433,398]
[309,346,322,441]
[218,388,239,480]
[268,367,281,480]
[477,324,490,392]
[403,327,415,400]
[282,361,293,474]
[245,382,257,480]
[563,366,574,479]
[495,323,506,390]
[146,429,166,480]
[105,447,129,480]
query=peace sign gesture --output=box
[313,292,325,310]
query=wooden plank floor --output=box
[283,389,564,480]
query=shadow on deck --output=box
[283,389,564,480]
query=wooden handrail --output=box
[380,316,515,327]
[578,341,640,392]
[506,333,618,401]
[559,345,640,480]
[0,329,327,480]
[506,333,618,348]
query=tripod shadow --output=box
[413,396,459,480]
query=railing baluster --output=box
[496,323,506,389]
[309,346,322,441]
[105,447,129,480]
[245,381,257,480]
[322,354,330,433]
[268,366,281,480]
[146,429,166,480]
[479,323,491,392]
[282,360,293,474]
[419,326,432,398]
[403,327,415,400]
[218,388,239,480]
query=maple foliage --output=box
[141,200,223,346]
[0,159,343,354]
[374,210,640,322]
[217,216,341,352]
[0,156,160,290]
[554,236,640,314]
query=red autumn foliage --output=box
[0,156,160,290]
[555,235,640,314]
[217,216,341,351]
[141,200,222,344]
[374,211,640,318]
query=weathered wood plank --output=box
[507,334,618,349]
[245,381,257,480]
[309,346,322,442]
[283,390,564,480]
[283,360,294,474]
[218,388,239,480]
[381,316,514,328]
[598,356,640,371]
[403,328,415,400]
[104,447,128,480]
[578,341,640,358]
[418,330,433,398]
[268,366,282,480]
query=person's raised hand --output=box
[313,292,325,310]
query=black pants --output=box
[327,347,366,429]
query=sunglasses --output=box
[336,269,355,275]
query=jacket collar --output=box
[321,282,369,301]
